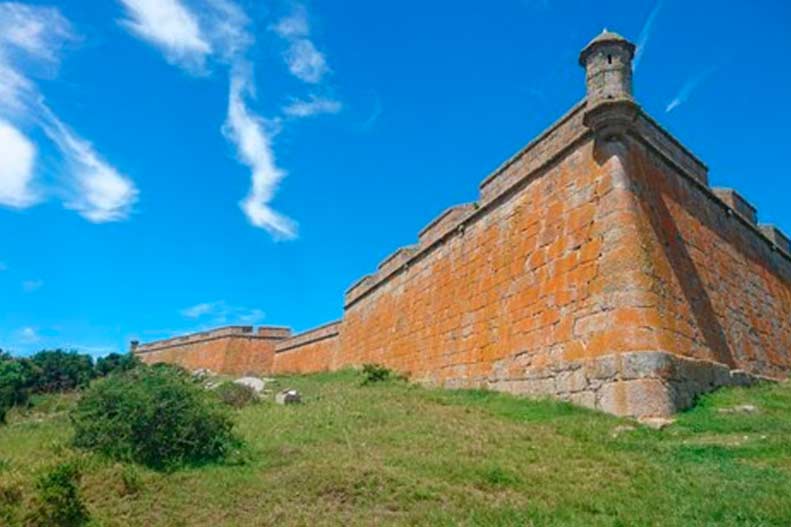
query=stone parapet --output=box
[631,112,709,185]
[713,188,758,225]
[275,321,342,353]
[377,245,419,278]
[418,204,477,247]
[133,325,291,354]
[759,225,791,255]
[479,100,589,202]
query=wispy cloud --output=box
[360,94,383,131]
[18,326,40,343]
[666,65,718,113]
[0,3,137,222]
[272,6,330,84]
[22,279,43,292]
[181,300,265,325]
[634,0,662,72]
[225,69,297,239]
[117,0,338,239]
[0,119,38,208]
[181,302,215,318]
[118,0,211,72]
[39,106,138,222]
[283,94,341,118]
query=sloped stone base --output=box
[485,351,767,418]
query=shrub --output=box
[32,462,89,527]
[29,350,94,393]
[214,382,258,409]
[70,365,239,470]
[0,352,38,423]
[361,364,396,385]
[94,352,141,377]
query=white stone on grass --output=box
[276,389,301,405]
[234,377,266,394]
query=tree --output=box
[29,350,94,393]
[95,353,141,377]
[0,351,38,423]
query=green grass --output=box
[1,371,790,526]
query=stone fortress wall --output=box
[135,30,791,418]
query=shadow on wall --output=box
[596,138,738,368]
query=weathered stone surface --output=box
[598,378,675,418]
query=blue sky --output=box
[1,0,790,357]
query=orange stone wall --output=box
[337,122,659,392]
[135,327,291,375]
[272,321,341,374]
[626,137,791,378]
[132,103,791,418]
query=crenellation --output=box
[377,245,419,277]
[713,188,758,224]
[759,224,791,255]
[275,320,341,353]
[418,204,477,247]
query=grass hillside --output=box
[1,370,790,526]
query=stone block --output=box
[598,378,675,418]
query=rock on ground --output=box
[276,389,301,405]
[719,404,759,414]
[234,377,266,394]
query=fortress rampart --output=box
[135,30,791,418]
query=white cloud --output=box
[666,66,718,113]
[40,107,138,222]
[22,279,43,292]
[118,0,211,72]
[283,40,329,84]
[283,95,341,118]
[18,326,40,343]
[118,0,336,238]
[0,4,136,222]
[634,1,662,72]
[181,302,215,318]
[0,120,38,208]
[0,3,72,115]
[272,6,309,39]
[224,70,297,239]
[0,3,73,61]
[272,7,330,84]
[202,0,252,60]
[117,0,254,72]
[181,300,266,325]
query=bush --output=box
[214,382,258,409]
[95,352,141,377]
[29,350,94,393]
[0,352,38,423]
[70,365,239,470]
[32,462,89,527]
[361,364,396,385]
